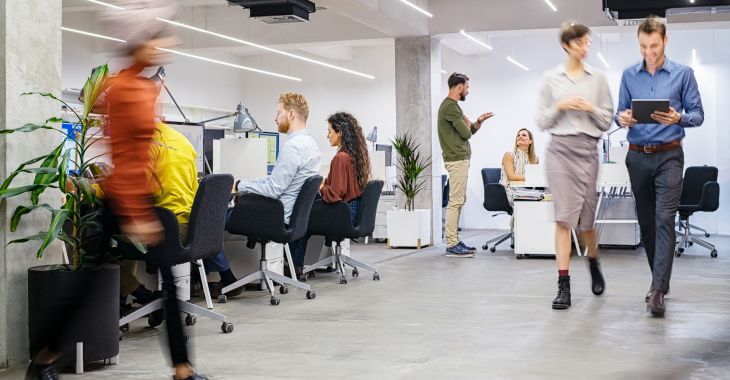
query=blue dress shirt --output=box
[616,58,704,145]
[237,129,321,224]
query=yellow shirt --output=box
[149,122,198,225]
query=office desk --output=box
[513,199,556,258]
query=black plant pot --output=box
[28,264,120,367]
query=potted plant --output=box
[386,132,432,249]
[0,64,120,369]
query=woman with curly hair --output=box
[289,112,371,280]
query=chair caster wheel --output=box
[120,323,129,332]
[185,314,196,326]
[218,295,227,303]
[279,286,289,294]
[678,247,685,253]
[326,266,334,273]
[221,322,234,334]
[306,290,316,299]
[339,276,348,284]
[482,244,488,250]
[510,244,514,249]
[489,247,496,253]
[516,254,525,260]
[675,251,682,257]
[711,250,718,258]
[148,310,163,328]
[352,268,359,277]
[373,273,380,281]
[705,232,711,238]
[688,241,694,246]
[307,271,316,278]
[270,297,280,306]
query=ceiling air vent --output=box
[228,0,316,24]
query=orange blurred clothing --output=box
[320,151,362,203]
[102,64,158,224]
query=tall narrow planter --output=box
[28,264,120,367]
[386,209,431,249]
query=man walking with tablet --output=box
[616,16,704,317]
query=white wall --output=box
[61,12,397,163]
[441,26,730,235]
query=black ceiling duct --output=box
[604,0,730,21]
[228,0,316,24]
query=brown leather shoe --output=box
[645,287,670,302]
[646,289,665,317]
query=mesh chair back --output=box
[681,166,718,206]
[186,174,234,261]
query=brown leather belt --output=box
[628,140,681,154]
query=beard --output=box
[277,118,290,134]
[460,90,467,101]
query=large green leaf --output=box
[30,142,64,205]
[1,154,56,191]
[0,184,48,200]
[82,64,109,118]
[7,232,48,245]
[36,209,69,258]
[10,203,57,232]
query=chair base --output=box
[482,232,514,253]
[220,261,312,305]
[119,298,230,332]
[302,241,380,283]
[675,219,717,258]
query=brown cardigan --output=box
[320,151,362,203]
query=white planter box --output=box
[386,209,431,249]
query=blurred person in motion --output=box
[100,1,204,380]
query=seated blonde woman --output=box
[499,128,540,205]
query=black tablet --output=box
[631,99,670,124]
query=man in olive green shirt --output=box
[438,73,494,257]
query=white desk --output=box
[513,200,556,258]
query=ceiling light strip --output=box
[544,0,558,12]
[507,56,530,71]
[61,26,127,42]
[156,48,302,81]
[597,52,611,69]
[156,18,375,80]
[398,0,434,18]
[86,0,124,10]
[460,30,493,50]
[62,26,300,81]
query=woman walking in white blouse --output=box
[537,22,614,310]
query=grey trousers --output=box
[625,147,684,293]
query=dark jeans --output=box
[626,147,684,294]
[289,198,360,268]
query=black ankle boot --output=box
[588,258,605,296]
[552,275,571,310]
[25,362,59,380]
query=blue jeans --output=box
[289,198,360,268]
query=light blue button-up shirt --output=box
[616,58,704,145]
[237,129,321,224]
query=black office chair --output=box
[304,180,384,284]
[675,166,719,258]
[480,168,514,252]
[222,176,322,305]
[117,174,235,334]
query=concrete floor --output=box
[3,229,730,379]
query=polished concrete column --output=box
[394,36,443,245]
[0,0,63,369]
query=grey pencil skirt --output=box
[545,133,600,231]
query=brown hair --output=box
[637,16,666,38]
[514,128,539,164]
[447,72,469,89]
[327,112,371,191]
[560,21,591,48]
[278,92,309,121]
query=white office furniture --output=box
[213,138,268,180]
[513,200,556,258]
[373,194,395,240]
